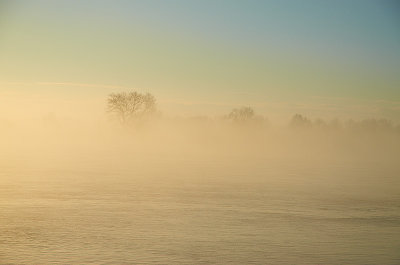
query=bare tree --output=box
[107,91,156,125]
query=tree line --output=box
[107,91,400,132]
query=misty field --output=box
[1,123,399,264]
[2,0,400,264]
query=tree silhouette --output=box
[107,91,156,125]
[227,107,255,123]
[290,114,312,128]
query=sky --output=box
[0,0,399,122]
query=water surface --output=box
[1,156,399,264]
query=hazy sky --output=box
[1,0,399,121]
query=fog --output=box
[2,0,400,262]
[1,96,400,264]
[2,99,399,168]
[2,97,399,203]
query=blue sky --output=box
[0,0,399,120]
